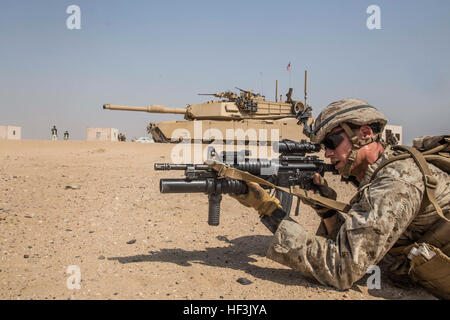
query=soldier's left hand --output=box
[230,182,282,217]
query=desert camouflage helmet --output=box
[311,98,387,144]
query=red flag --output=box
[286,62,291,71]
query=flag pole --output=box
[289,69,292,88]
[304,70,308,108]
[287,62,292,88]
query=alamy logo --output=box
[169,122,280,167]
[66,265,81,289]
[66,5,81,30]
[366,5,381,30]
[366,265,381,289]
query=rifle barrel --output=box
[154,163,209,171]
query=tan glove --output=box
[230,182,282,216]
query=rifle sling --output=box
[207,161,352,213]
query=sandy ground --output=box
[0,140,435,300]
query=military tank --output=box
[103,83,312,144]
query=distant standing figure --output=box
[51,125,58,141]
[118,133,126,142]
[64,131,69,140]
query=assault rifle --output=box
[154,139,336,226]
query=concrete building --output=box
[383,124,403,145]
[86,127,119,141]
[0,126,21,140]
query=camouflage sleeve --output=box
[266,166,425,290]
[315,213,346,240]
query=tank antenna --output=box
[275,80,278,102]
[304,70,308,109]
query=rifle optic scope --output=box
[273,140,321,153]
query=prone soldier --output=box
[226,98,449,299]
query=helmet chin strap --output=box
[338,123,381,179]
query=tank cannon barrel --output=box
[103,104,186,114]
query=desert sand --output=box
[0,140,434,300]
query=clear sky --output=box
[1,0,449,143]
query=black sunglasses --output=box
[322,129,346,150]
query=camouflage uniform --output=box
[266,145,450,290]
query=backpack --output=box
[371,135,450,299]
[370,135,450,222]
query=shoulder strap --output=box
[370,145,449,222]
